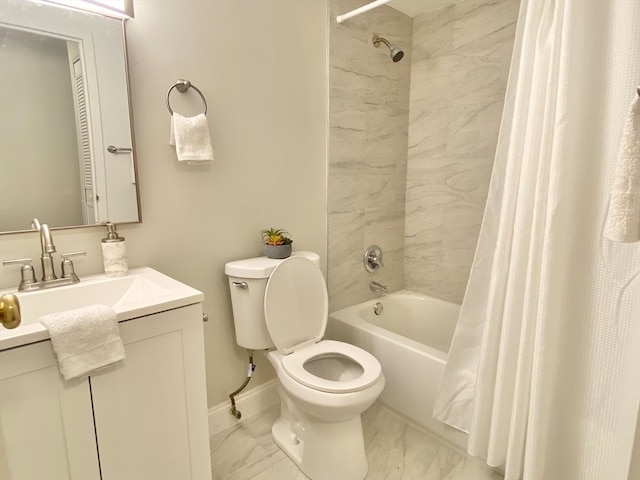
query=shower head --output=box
[372,34,404,63]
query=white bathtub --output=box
[327,290,468,449]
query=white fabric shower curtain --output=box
[433,1,640,479]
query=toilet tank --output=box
[225,251,320,350]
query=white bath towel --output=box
[169,112,214,164]
[39,304,125,380]
[603,93,640,242]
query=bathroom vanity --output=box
[0,268,212,480]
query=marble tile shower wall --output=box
[328,0,518,310]
[404,0,519,303]
[328,0,412,311]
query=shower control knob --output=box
[364,245,384,273]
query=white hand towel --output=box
[169,112,214,164]
[604,94,640,242]
[39,304,125,380]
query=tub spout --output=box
[369,281,389,295]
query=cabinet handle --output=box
[202,314,209,322]
[107,145,133,154]
[0,293,21,329]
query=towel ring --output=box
[166,79,207,115]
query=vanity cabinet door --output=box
[89,303,211,480]
[0,340,101,480]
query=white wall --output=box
[0,0,328,408]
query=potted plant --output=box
[261,228,293,259]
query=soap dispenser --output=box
[101,223,128,276]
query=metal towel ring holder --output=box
[166,79,207,115]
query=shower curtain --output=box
[433,1,640,479]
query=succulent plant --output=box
[261,228,293,245]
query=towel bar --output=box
[166,79,207,115]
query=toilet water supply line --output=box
[229,350,256,420]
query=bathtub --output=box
[327,290,468,449]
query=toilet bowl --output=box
[269,340,384,422]
[225,253,385,480]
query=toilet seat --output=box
[265,257,382,394]
[281,340,382,393]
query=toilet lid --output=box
[264,256,328,354]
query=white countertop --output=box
[0,267,203,351]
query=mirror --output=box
[0,0,140,233]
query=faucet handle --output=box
[363,245,384,273]
[2,257,32,266]
[2,258,37,291]
[60,251,86,260]
[60,252,86,281]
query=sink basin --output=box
[16,274,168,325]
[0,267,203,350]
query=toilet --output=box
[225,251,385,480]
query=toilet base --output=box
[271,408,368,480]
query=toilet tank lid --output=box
[225,251,320,278]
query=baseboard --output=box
[208,379,279,436]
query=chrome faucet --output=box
[369,280,389,295]
[1,219,85,291]
[32,218,57,281]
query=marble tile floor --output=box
[210,402,503,480]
